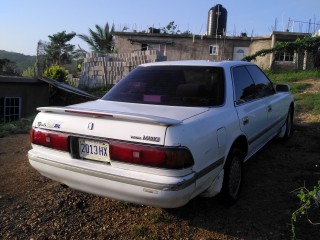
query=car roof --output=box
[140,60,255,68]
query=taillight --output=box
[30,128,69,152]
[110,141,194,169]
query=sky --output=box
[1,0,320,56]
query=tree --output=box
[0,58,17,75]
[78,22,115,53]
[22,64,36,77]
[161,21,180,34]
[45,31,76,66]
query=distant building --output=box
[77,3,315,87]
[0,76,97,122]
[113,31,312,71]
[0,76,49,122]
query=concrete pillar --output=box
[303,50,307,70]
[269,34,276,69]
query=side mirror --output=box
[276,84,290,92]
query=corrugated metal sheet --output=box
[39,77,98,100]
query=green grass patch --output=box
[265,69,320,118]
[294,93,320,115]
[266,69,320,83]
[0,115,35,138]
[288,83,313,94]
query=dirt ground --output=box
[1,86,320,239]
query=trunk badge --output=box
[88,122,94,130]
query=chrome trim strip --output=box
[30,155,194,191]
[29,154,225,192]
[195,157,224,179]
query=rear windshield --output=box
[102,66,225,107]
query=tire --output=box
[221,148,243,204]
[283,107,294,140]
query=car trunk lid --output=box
[35,100,209,146]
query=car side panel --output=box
[266,92,292,133]
[235,98,269,158]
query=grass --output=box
[266,69,320,83]
[288,83,312,94]
[266,68,320,119]
[0,115,35,137]
[294,93,320,115]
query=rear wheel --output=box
[221,148,243,204]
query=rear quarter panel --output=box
[164,107,241,174]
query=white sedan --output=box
[28,60,294,208]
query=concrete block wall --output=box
[79,50,166,88]
[114,33,252,62]
[248,38,272,70]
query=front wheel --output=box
[283,107,294,140]
[221,148,243,204]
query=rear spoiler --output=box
[37,107,182,126]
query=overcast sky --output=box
[1,0,319,56]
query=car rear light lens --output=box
[110,141,194,169]
[30,128,193,169]
[30,128,69,152]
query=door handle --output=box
[242,116,249,125]
[267,105,272,112]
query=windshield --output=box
[102,66,225,107]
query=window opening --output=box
[209,45,218,55]
[0,97,21,122]
[275,50,294,62]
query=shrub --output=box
[43,65,68,82]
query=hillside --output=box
[0,50,36,74]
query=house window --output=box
[0,97,21,122]
[275,51,294,62]
[209,45,218,55]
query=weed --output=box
[291,181,320,239]
[146,211,175,224]
[132,224,149,237]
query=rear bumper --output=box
[28,149,196,208]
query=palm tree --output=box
[78,22,115,53]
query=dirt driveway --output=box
[1,115,320,239]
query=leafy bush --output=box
[43,65,68,82]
